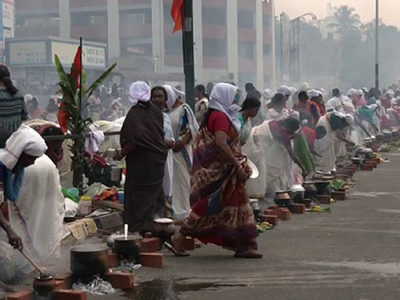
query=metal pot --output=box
[114,236,142,262]
[274,191,292,207]
[32,275,55,296]
[111,166,122,182]
[70,244,109,278]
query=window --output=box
[163,2,174,24]
[238,10,254,29]
[263,44,270,55]
[121,9,152,25]
[203,38,227,58]
[239,41,255,60]
[263,15,271,30]
[202,6,226,26]
[165,36,182,55]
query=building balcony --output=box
[15,26,59,38]
[120,24,152,39]
[202,25,227,39]
[70,25,108,39]
[204,56,227,69]
[238,28,256,42]
[239,58,256,73]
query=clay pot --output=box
[33,276,56,296]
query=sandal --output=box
[234,250,263,259]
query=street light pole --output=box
[375,0,379,90]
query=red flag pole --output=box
[79,37,83,108]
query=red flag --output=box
[171,0,184,33]
[58,101,69,134]
[71,46,82,88]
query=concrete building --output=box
[14,0,273,88]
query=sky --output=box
[275,0,399,28]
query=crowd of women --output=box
[1,57,399,270]
[117,80,400,259]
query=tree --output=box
[55,44,116,190]
[329,5,361,36]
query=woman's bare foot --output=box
[233,250,263,259]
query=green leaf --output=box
[87,63,117,97]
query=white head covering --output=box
[277,85,291,96]
[356,89,364,96]
[164,85,185,111]
[308,89,321,98]
[368,104,378,111]
[129,81,150,106]
[0,125,48,170]
[289,87,297,95]
[24,94,33,102]
[345,114,354,125]
[346,88,357,97]
[262,89,274,100]
[298,82,309,92]
[209,83,241,131]
[288,110,300,121]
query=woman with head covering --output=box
[194,84,209,125]
[6,124,65,275]
[0,125,48,252]
[368,104,381,134]
[150,86,175,217]
[238,95,261,145]
[265,93,289,121]
[27,97,43,120]
[308,90,325,127]
[253,113,306,199]
[114,81,168,234]
[293,91,313,126]
[163,85,199,220]
[0,66,28,148]
[313,112,355,172]
[174,82,262,259]
[358,104,379,135]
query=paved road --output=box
[128,152,400,300]
[11,152,400,300]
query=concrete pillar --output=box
[151,0,165,73]
[107,0,120,61]
[270,0,276,88]
[255,0,264,90]
[227,0,238,83]
[59,0,71,38]
[193,0,203,84]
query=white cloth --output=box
[277,85,291,96]
[308,89,322,98]
[314,115,347,172]
[7,155,65,274]
[93,120,122,153]
[164,85,185,111]
[257,121,291,194]
[242,127,267,198]
[168,104,198,220]
[85,124,105,154]
[162,112,174,198]
[0,125,47,170]
[265,108,289,121]
[209,83,241,132]
[326,97,343,112]
[129,81,151,106]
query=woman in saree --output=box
[173,83,262,259]
[265,93,289,121]
[150,86,175,217]
[314,112,355,172]
[164,85,199,220]
[255,115,306,197]
[115,82,168,234]
[238,96,261,145]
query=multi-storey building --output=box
[14,0,273,88]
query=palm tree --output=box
[329,5,361,36]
